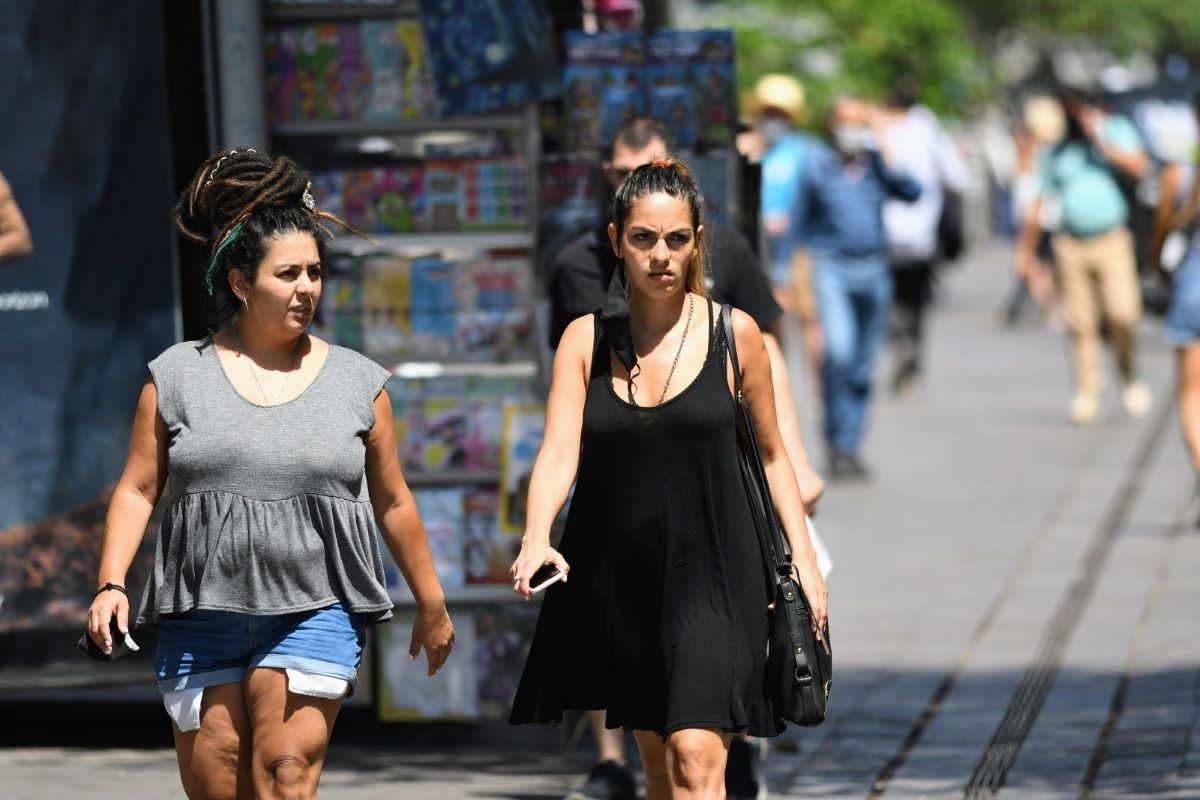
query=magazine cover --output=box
[310,169,346,221]
[420,396,470,472]
[463,488,516,584]
[378,609,479,720]
[562,31,646,151]
[418,0,560,116]
[646,30,736,148]
[600,84,647,148]
[499,405,545,535]
[373,165,426,233]
[409,256,457,357]
[264,25,300,123]
[474,605,539,719]
[362,254,412,360]
[454,256,534,361]
[412,488,466,588]
[687,150,737,225]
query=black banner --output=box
[0,0,177,643]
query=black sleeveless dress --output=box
[509,302,782,737]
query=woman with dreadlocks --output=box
[86,149,454,799]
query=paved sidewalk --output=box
[1,237,1197,798]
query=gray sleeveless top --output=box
[135,337,395,627]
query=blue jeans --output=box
[813,253,892,454]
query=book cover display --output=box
[499,405,546,535]
[417,0,560,117]
[413,487,467,589]
[265,19,436,123]
[645,30,736,149]
[377,610,479,720]
[562,31,646,152]
[424,157,529,231]
[562,29,736,152]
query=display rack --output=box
[254,0,550,722]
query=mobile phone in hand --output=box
[529,563,566,595]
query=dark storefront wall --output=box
[0,0,178,659]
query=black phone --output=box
[529,563,566,594]
[77,617,138,662]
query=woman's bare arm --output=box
[762,331,825,512]
[88,377,168,653]
[731,310,828,635]
[509,314,592,597]
[365,389,454,675]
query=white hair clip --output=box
[301,181,316,211]
[205,148,257,186]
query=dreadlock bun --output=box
[174,149,312,246]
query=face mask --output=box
[834,124,875,155]
[760,118,791,145]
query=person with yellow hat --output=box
[747,74,824,378]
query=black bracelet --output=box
[93,583,127,599]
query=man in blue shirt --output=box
[1016,88,1151,425]
[794,96,921,479]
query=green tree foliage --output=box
[706,0,979,120]
[710,0,1200,122]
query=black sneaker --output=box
[566,760,637,800]
[725,737,766,800]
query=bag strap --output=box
[721,304,742,395]
[722,304,793,569]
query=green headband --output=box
[204,221,245,295]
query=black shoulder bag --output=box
[721,305,832,727]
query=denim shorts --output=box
[1166,251,1200,347]
[155,602,366,693]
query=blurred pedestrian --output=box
[1002,97,1065,327]
[793,96,921,480]
[545,116,824,800]
[1015,88,1151,425]
[86,148,454,799]
[879,78,968,395]
[0,170,33,261]
[1150,92,1200,499]
[511,158,828,800]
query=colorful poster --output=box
[474,605,539,719]
[412,488,466,588]
[646,30,737,149]
[562,31,646,151]
[409,257,457,357]
[499,405,545,535]
[463,489,517,584]
[361,254,412,360]
[418,0,560,116]
[378,609,479,720]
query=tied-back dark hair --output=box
[174,148,357,330]
[611,157,708,297]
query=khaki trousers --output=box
[1052,226,1142,398]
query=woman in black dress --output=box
[510,159,828,798]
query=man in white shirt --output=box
[880,79,968,394]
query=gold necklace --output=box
[234,330,302,406]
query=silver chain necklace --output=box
[235,330,302,406]
[634,293,694,407]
